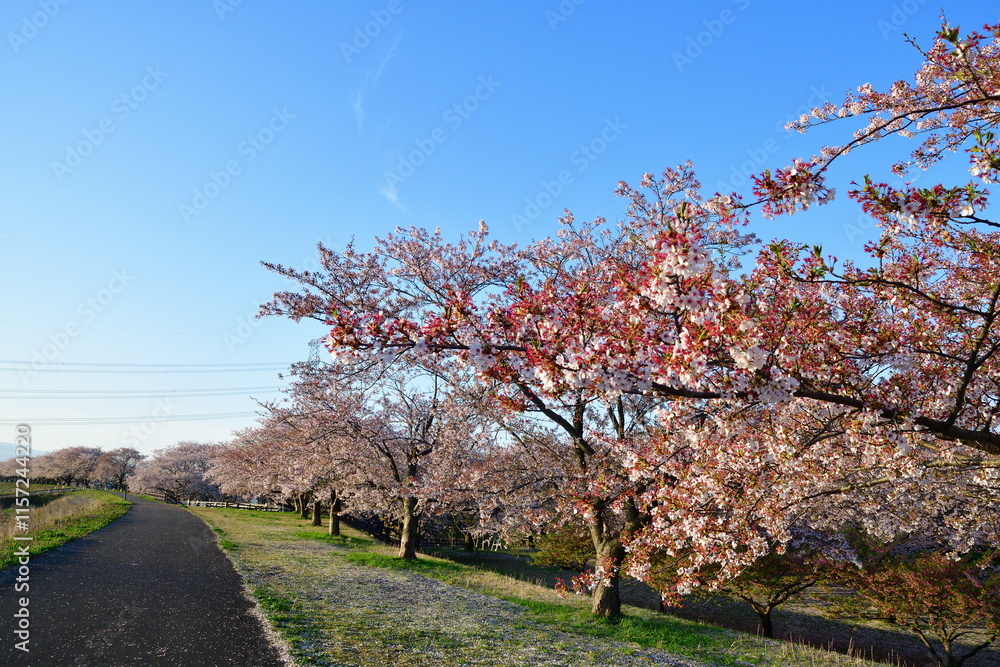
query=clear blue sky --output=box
[0,1,992,455]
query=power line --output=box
[0,412,260,426]
[0,360,291,368]
[0,385,283,397]
[0,390,283,400]
[0,330,305,343]
[0,322,304,337]
[0,321,235,335]
[0,366,290,374]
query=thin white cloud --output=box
[352,89,365,133]
[372,32,402,87]
[378,181,408,212]
[360,33,407,209]
[351,33,401,137]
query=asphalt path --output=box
[0,494,285,666]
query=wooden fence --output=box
[185,499,291,512]
[0,487,76,498]
[0,487,79,509]
[140,491,177,504]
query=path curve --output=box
[0,494,285,666]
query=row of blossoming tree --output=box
[0,446,144,491]
[208,359,493,558]
[205,19,1000,666]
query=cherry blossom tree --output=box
[261,230,671,616]
[261,19,1000,618]
[132,442,221,502]
[33,446,103,487]
[209,402,357,533]
[96,447,144,491]
[265,360,492,560]
[208,423,287,502]
[740,20,1000,457]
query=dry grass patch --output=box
[0,490,130,568]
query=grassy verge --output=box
[339,549,888,667]
[0,490,130,568]
[188,507,891,667]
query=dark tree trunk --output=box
[299,494,310,519]
[756,608,774,639]
[935,636,959,667]
[911,628,956,667]
[312,499,322,526]
[463,531,476,552]
[398,496,419,560]
[328,490,341,537]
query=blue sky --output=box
[0,1,992,455]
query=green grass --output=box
[0,490,130,569]
[291,530,373,548]
[211,526,240,551]
[187,506,894,667]
[250,584,329,662]
[502,597,731,652]
[344,551,752,665]
[338,551,897,667]
[254,587,295,614]
[343,551,465,574]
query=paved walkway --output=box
[0,495,285,666]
